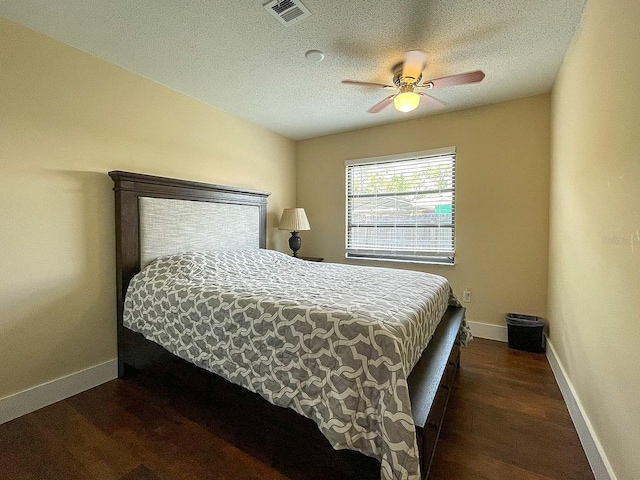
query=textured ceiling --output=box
[1,0,586,140]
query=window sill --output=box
[345,254,455,266]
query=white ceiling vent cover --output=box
[264,0,311,26]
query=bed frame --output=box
[109,170,465,479]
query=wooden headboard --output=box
[109,171,270,372]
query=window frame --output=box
[345,146,457,265]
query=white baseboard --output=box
[467,320,508,342]
[545,337,615,480]
[0,359,118,425]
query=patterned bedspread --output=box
[124,249,462,480]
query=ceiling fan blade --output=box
[402,50,428,82]
[418,92,447,108]
[342,80,395,89]
[424,70,485,89]
[367,95,396,114]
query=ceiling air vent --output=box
[264,0,311,26]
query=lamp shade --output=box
[394,91,420,112]
[278,208,310,231]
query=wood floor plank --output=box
[118,464,163,480]
[0,414,94,480]
[430,440,556,480]
[0,338,594,479]
[31,401,139,479]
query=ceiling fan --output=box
[342,50,485,114]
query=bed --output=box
[109,170,467,480]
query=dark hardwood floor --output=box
[0,339,594,480]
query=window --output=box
[346,147,456,264]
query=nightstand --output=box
[298,256,324,262]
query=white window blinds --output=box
[346,147,456,264]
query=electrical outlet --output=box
[463,288,472,303]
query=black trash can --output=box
[505,313,546,353]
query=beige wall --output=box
[549,0,640,478]
[297,95,550,327]
[0,19,296,399]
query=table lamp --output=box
[278,208,310,257]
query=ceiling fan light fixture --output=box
[394,91,420,112]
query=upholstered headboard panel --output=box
[139,197,260,268]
